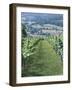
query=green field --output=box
[21,37,63,77]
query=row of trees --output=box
[47,35,63,61]
[21,24,41,76]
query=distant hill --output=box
[21,12,63,27]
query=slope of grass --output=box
[22,39,63,77]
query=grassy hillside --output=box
[22,39,63,77]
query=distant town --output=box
[22,22,63,38]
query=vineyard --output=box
[21,34,63,76]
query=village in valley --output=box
[23,22,63,38]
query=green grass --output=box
[22,38,63,77]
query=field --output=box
[21,36,63,77]
[21,12,63,77]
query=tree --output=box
[22,24,27,37]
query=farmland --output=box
[21,36,63,77]
[21,12,63,77]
